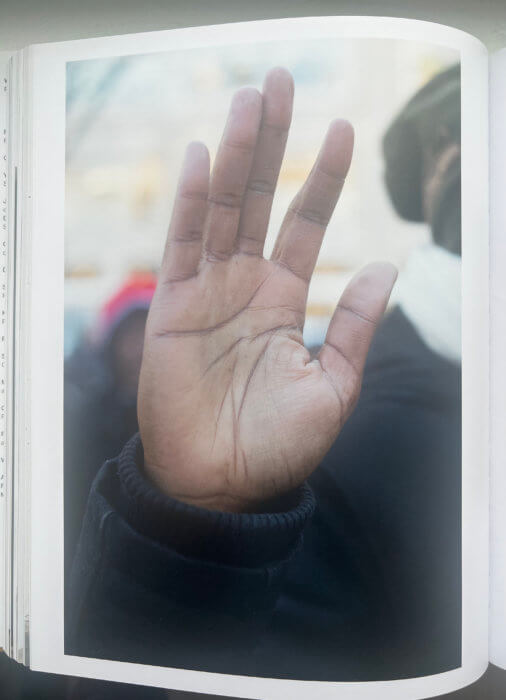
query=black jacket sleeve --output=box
[66,433,315,675]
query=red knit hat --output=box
[94,272,157,346]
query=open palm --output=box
[138,68,397,512]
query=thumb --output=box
[318,262,398,404]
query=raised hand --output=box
[137,68,397,512]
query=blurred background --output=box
[64,37,458,353]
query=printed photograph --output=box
[63,35,462,681]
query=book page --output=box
[25,17,489,699]
[489,48,506,671]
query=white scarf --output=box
[393,243,461,364]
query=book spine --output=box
[0,52,10,657]
[8,49,28,666]
[0,49,25,664]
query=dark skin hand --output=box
[138,67,397,512]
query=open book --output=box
[0,13,504,699]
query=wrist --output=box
[144,460,254,513]
[117,433,317,567]
[144,458,262,513]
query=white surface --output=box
[489,48,506,670]
[27,16,490,699]
[1,0,506,51]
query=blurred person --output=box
[64,273,156,580]
[317,63,462,676]
[66,64,462,684]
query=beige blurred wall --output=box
[0,0,505,51]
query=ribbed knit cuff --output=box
[116,433,316,568]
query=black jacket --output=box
[64,343,139,582]
[66,307,461,682]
